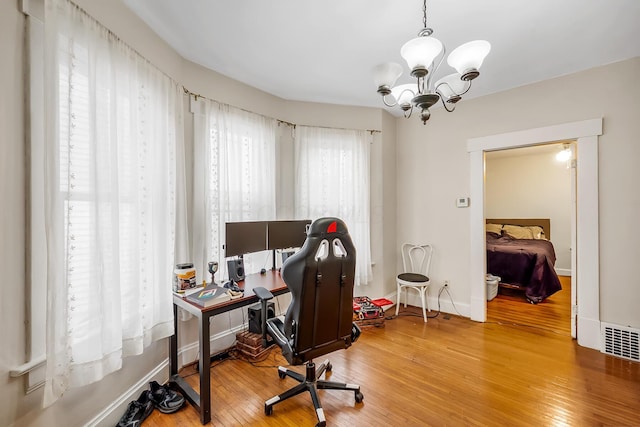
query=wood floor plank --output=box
[146,284,640,426]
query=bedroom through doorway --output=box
[484,143,574,336]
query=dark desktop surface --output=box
[173,270,288,315]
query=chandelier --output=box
[373,0,491,124]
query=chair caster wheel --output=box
[316,422,326,427]
[355,390,364,403]
[265,403,273,416]
[278,370,287,379]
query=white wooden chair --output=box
[395,244,433,322]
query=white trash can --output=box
[486,274,500,301]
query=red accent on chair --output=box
[327,221,337,233]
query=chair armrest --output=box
[254,286,274,301]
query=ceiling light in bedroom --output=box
[556,145,572,162]
[372,0,491,124]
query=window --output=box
[294,126,372,285]
[192,100,277,279]
[39,0,186,406]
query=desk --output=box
[169,270,288,424]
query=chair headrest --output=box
[306,217,349,239]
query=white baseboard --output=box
[578,316,601,351]
[386,287,470,319]
[87,362,168,427]
[555,267,571,276]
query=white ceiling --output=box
[122,0,640,111]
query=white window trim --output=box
[10,0,47,394]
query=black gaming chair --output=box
[254,217,363,427]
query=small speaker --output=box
[227,258,245,282]
[248,302,275,335]
[281,250,295,265]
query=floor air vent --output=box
[601,323,640,362]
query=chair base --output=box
[264,358,363,427]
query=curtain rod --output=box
[182,86,381,135]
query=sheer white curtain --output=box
[42,0,186,406]
[192,99,277,280]
[294,126,372,285]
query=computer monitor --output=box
[267,220,311,250]
[224,221,268,258]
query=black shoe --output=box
[148,381,185,414]
[116,390,154,427]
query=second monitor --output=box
[267,220,311,250]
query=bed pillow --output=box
[485,223,503,234]
[503,224,534,239]
[528,225,546,240]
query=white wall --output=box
[485,148,572,271]
[1,1,397,425]
[396,57,640,330]
[1,1,28,425]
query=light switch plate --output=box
[456,197,469,208]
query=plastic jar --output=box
[174,263,196,292]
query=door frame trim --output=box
[467,118,602,350]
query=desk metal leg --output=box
[170,304,178,376]
[168,305,210,425]
[198,312,211,424]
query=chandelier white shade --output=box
[447,40,491,80]
[372,62,403,95]
[373,0,491,124]
[434,73,468,102]
[391,84,416,109]
[400,36,443,76]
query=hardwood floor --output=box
[146,292,640,427]
[487,275,572,335]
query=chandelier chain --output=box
[422,0,427,29]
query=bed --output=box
[485,218,562,304]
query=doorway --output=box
[467,118,602,351]
[484,143,573,335]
